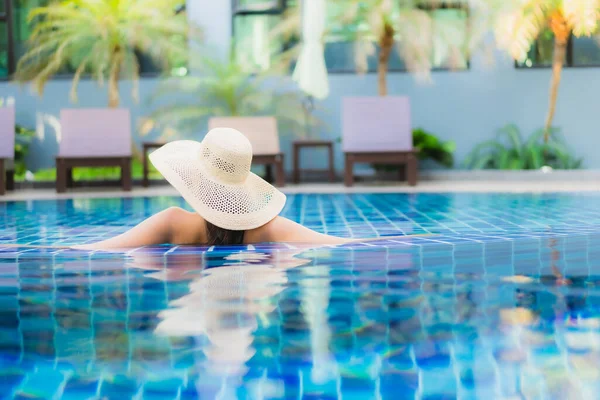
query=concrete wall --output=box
[2,0,600,172]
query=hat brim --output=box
[149,140,286,231]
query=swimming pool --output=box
[1,193,600,399]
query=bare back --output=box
[78,207,349,250]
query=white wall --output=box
[2,0,600,171]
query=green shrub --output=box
[16,158,163,182]
[464,124,582,170]
[15,125,35,175]
[373,128,455,172]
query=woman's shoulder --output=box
[249,217,348,245]
[165,207,207,244]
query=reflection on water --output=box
[2,235,600,397]
[153,253,303,376]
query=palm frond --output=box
[268,4,301,42]
[494,0,549,62]
[70,54,91,103]
[396,8,434,81]
[16,0,192,107]
[563,0,600,37]
[354,39,376,74]
[149,46,323,141]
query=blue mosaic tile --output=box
[60,377,101,400]
[2,194,600,398]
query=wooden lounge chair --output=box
[208,116,285,187]
[342,96,418,187]
[0,106,15,196]
[56,108,132,193]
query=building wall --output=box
[1,0,599,172]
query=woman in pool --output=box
[78,127,350,250]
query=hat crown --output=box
[200,128,253,184]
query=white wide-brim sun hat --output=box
[149,127,286,231]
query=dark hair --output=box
[205,221,245,246]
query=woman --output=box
[78,127,350,250]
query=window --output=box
[232,0,470,73]
[12,1,46,73]
[232,0,290,72]
[324,1,469,73]
[517,29,600,68]
[0,0,48,79]
[0,0,187,80]
[0,0,14,79]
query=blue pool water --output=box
[1,193,600,399]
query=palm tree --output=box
[15,0,190,108]
[143,47,321,140]
[494,0,600,142]
[278,0,488,96]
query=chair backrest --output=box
[0,106,15,159]
[59,108,132,157]
[208,117,280,155]
[342,96,412,152]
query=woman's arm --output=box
[256,217,351,245]
[75,207,205,250]
[256,217,430,245]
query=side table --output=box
[142,141,166,187]
[293,140,335,183]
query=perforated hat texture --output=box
[149,127,286,231]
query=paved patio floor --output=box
[2,179,600,202]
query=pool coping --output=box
[2,179,600,202]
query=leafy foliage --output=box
[15,158,161,182]
[495,0,600,62]
[464,124,583,170]
[373,128,455,172]
[493,0,600,142]
[145,47,322,140]
[276,0,493,83]
[413,128,455,168]
[15,0,190,107]
[14,125,35,175]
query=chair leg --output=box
[407,154,418,186]
[293,145,300,184]
[275,157,285,187]
[398,164,405,182]
[6,169,14,191]
[56,158,67,193]
[66,168,74,188]
[0,160,5,196]
[121,158,132,191]
[328,145,335,183]
[344,154,354,187]
[264,165,274,184]
[142,147,150,188]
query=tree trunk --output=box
[377,22,394,96]
[108,47,123,108]
[544,12,570,143]
[108,74,120,108]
